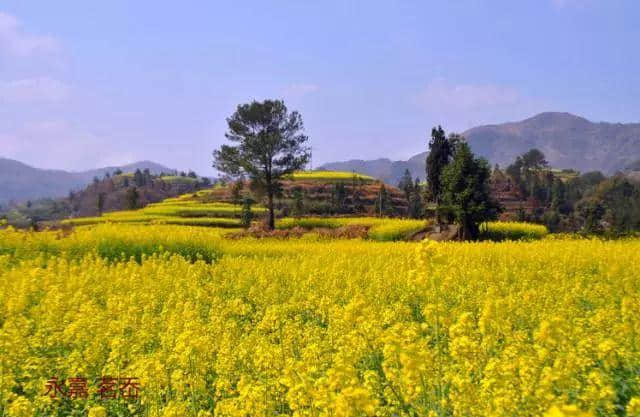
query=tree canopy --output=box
[426,126,451,207]
[441,141,501,240]
[213,99,310,229]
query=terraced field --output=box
[288,170,375,182]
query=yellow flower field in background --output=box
[288,170,375,183]
[1,225,639,416]
[61,201,266,227]
[481,221,549,241]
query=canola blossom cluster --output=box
[1,224,639,416]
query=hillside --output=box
[465,112,640,174]
[320,112,640,184]
[67,172,209,218]
[60,170,410,228]
[203,171,409,218]
[0,158,174,205]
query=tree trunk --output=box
[460,220,479,241]
[267,188,275,230]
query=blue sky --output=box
[0,1,638,174]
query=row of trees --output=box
[502,148,640,235]
[212,99,501,239]
[397,170,423,218]
[93,169,209,188]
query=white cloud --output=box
[284,83,320,96]
[415,78,544,131]
[0,12,59,57]
[0,77,69,103]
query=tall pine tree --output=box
[426,126,453,223]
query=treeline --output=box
[392,132,640,237]
[499,149,640,235]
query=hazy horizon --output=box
[1,1,639,174]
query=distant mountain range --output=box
[321,112,640,185]
[4,112,640,204]
[320,152,428,186]
[0,158,173,205]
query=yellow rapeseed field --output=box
[1,224,639,416]
[481,221,549,241]
[288,171,375,183]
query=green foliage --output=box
[506,149,553,202]
[351,174,366,213]
[96,192,106,215]
[426,126,452,206]
[521,148,548,169]
[581,171,606,187]
[578,176,640,235]
[125,187,139,210]
[240,197,254,228]
[408,185,423,219]
[398,169,414,200]
[441,141,501,240]
[134,168,145,187]
[374,183,393,216]
[230,180,244,205]
[398,170,423,219]
[292,187,304,216]
[5,209,34,229]
[332,182,349,213]
[213,99,310,229]
[503,148,640,236]
[1,198,72,228]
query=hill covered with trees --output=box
[320,112,640,184]
[492,149,640,235]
